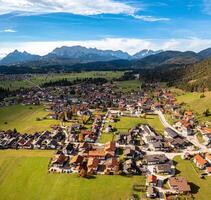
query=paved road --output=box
[155,110,211,153]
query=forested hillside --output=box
[140,59,211,92]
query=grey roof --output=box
[165,128,178,138]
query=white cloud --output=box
[0,37,211,58]
[132,14,170,22]
[0,28,16,33]
[0,0,136,15]
[0,0,169,22]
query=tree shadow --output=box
[172,160,178,166]
[189,182,200,194]
[86,175,96,179]
[174,168,181,175]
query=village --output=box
[0,80,211,200]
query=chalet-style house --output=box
[168,177,191,194]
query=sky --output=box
[0,0,211,57]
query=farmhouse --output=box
[168,177,191,194]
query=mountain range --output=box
[0,46,211,74]
[0,46,162,65]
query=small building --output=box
[146,174,157,186]
[146,186,157,198]
[193,154,208,169]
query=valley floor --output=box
[0,150,145,200]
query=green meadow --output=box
[174,156,211,200]
[0,105,60,133]
[110,115,165,134]
[0,71,125,90]
[175,91,211,124]
[0,150,146,200]
[99,115,165,143]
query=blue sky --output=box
[0,0,211,57]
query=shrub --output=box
[200,94,205,98]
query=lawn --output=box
[164,114,178,126]
[98,132,115,143]
[0,71,125,90]
[115,80,141,92]
[174,156,211,200]
[109,115,165,135]
[0,105,60,133]
[175,91,211,124]
[0,150,146,200]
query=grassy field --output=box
[0,105,60,133]
[98,133,115,143]
[0,71,125,90]
[98,115,165,143]
[174,156,211,200]
[175,91,211,124]
[110,115,165,134]
[0,150,145,200]
[115,80,141,92]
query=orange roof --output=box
[147,175,157,183]
[194,154,208,166]
[206,167,211,173]
[184,111,193,116]
[105,141,116,151]
[88,150,105,157]
[202,127,211,134]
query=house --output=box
[88,150,105,159]
[206,166,211,174]
[87,157,99,173]
[146,174,157,186]
[201,127,211,145]
[169,137,189,149]
[168,177,191,194]
[143,154,168,165]
[155,164,172,175]
[123,148,136,159]
[150,141,163,151]
[146,186,157,198]
[193,154,208,169]
[164,128,178,138]
[205,153,211,164]
[70,155,84,166]
[52,153,68,168]
[105,141,116,152]
[104,157,119,174]
[123,159,135,174]
[175,120,193,136]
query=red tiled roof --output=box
[147,175,157,183]
[88,150,105,157]
[194,154,208,166]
